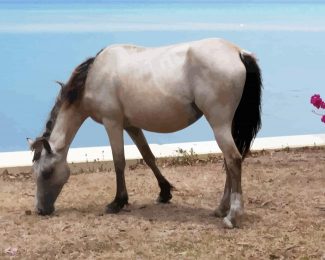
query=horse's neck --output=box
[49,105,86,157]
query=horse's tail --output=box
[232,51,262,160]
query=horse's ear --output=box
[27,137,52,162]
[42,139,53,155]
[29,138,43,151]
[27,138,34,150]
[55,81,65,89]
[28,138,43,162]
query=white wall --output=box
[0,134,324,168]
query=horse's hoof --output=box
[157,182,173,203]
[223,217,235,229]
[156,193,172,203]
[105,203,122,214]
[213,208,228,218]
[105,199,128,214]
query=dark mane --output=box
[41,56,96,139]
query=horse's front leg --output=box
[103,119,128,213]
[125,126,173,203]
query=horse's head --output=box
[28,137,70,215]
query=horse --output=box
[28,38,262,228]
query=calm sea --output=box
[1,1,325,152]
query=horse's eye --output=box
[42,169,53,180]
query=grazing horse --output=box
[28,38,262,228]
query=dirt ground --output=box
[0,147,324,259]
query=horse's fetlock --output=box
[159,181,172,191]
[118,194,129,205]
[157,181,173,203]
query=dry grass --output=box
[0,147,324,259]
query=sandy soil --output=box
[0,147,324,259]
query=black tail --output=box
[232,52,262,159]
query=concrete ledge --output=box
[0,133,324,168]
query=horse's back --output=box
[96,38,240,68]
[84,38,246,132]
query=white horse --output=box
[28,38,262,228]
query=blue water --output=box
[1,1,325,152]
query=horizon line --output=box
[1,22,325,33]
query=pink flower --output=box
[311,94,325,124]
[311,94,323,109]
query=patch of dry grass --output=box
[0,147,324,259]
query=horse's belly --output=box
[125,101,200,133]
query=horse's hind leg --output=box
[213,126,243,228]
[126,126,173,203]
[213,161,231,218]
[103,119,128,213]
[202,105,243,227]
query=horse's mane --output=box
[41,56,96,139]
